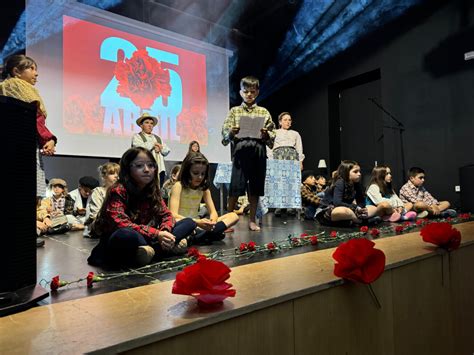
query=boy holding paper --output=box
[221,76,275,231]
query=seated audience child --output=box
[169,152,239,245]
[38,178,81,231]
[68,176,100,227]
[399,167,456,218]
[83,162,120,237]
[366,165,417,222]
[132,113,170,187]
[36,196,52,236]
[315,160,380,226]
[87,147,196,267]
[300,170,321,220]
[162,164,181,204]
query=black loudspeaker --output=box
[460,164,474,213]
[0,96,48,316]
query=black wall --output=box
[262,1,474,208]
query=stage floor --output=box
[35,213,435,305]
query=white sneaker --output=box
[135,245,155,266]
[417,211,429,219]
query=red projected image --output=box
[63,15,208,144]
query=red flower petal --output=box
[333,238,386,284]
[420,222,461,250]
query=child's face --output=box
[52,184,64,198]
[349,165,361,183]
[15,64,38,85]
[189,164,207,188]
[304,175,316,186]
[279,114,292,130]
[140,119,155,134]
[130,152,157,189]
[316,177,326,187]
[79,185,93,198]
[191,143,199,152]
[104,172,118,188]
[239,86,259,105]
[384,168,393,183]
[410,173,425,187]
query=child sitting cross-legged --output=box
[366,165,417,222]
[169,152,239,245]
[300,170,321,220]
[399,167,456,218]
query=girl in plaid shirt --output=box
[88,147,196,267]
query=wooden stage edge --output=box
[1,222,473,355]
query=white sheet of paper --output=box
[236,116,265,139]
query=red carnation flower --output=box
[360,226,369,234]
[333,238,386,284]
[370,228,380,237]
[187,247,201,258]
[239,243,247,252]
[50,275,67,291]
[86,272,95,288]
[403,221,411,227]
[291,237,300,246]
[395,225,404,234]
[330,231,338,238]
[114,49,171,110]
[310,236,318,245]
[416,219,424,226]
[420,222,461,250]
[172,258,236,304]
[247,241,256,251]
[266,242,276,250]
[300,233,309,237]
[446,217,453,222]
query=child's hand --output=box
[37,221,48,233]
[43,217,52,227]
[260,128,269,140]
[197,218,215,231]
[42,140,56,155]
[157,230,176,250]
[431,205,441,215]
[77,208,86,216]
[231,126,240,136]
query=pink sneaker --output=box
[402,211,417,221]
[388,211,402,222]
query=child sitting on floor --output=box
[169,152,239,245]
[366,165,417,222]
[162,164,181,204]
[315,160,382,226]
[87,147,196,267]
[300,170,321,220]
[68,176,100,228]
[83,162,120,238]
[399,167,456,218]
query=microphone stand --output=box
[368,98,407,182]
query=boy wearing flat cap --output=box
[132,113,170,187]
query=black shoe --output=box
[367,216,382,225]
[36,239,45,247]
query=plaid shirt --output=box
[399,180,439,206]
[98,184,174,241]
[221,103,275,147]
[301,183,321,207]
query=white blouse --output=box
[267,129,304,161]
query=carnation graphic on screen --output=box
[114,49,172,109]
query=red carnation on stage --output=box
[114,49,171,110]
[333,238,386,284]
[172,258,236,305]
[420,222,461,250]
